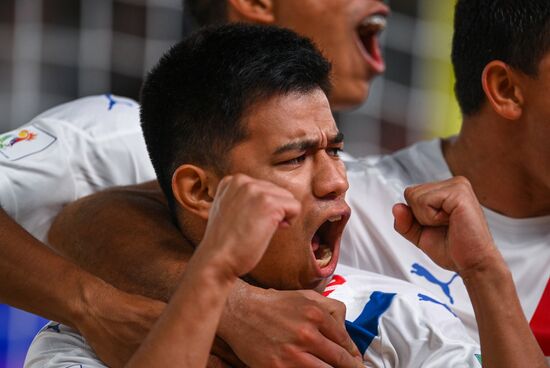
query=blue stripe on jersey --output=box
[345,291,396,355]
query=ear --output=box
[481,60,524,120]
[172,165,219,221]
[227,0,275,24]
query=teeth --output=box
[328,215,342,223]
[360,14,387,33]
[316,247,332,268]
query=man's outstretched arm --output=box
[0,207,165,368]
[393,176,548,368]
[49,180,362,368]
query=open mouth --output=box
[356,14,387,73]
[311,214,347,274]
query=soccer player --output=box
[25,24,545,368]
[339,1,550,358]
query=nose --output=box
[312,153,349,200]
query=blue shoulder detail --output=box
[345,291,396,355]
[104,94,136,110]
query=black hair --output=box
[183,0,227,27]
[140,24,332,212]
[452,0,550,116]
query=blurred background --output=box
[0,0,461,366]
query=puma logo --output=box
[411,263,459,304]
[105,94,135,110]
[418,293,457,317]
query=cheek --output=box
[272,172,312,201]
[249,230,305,277]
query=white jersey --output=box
[340,138,550,358]
[0,94,155,242]
[25,264,482,368]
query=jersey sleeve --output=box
[24,323,108,368]
[0,95,156,242]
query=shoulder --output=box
[345,138,448,194]
[0,95,141,162]
[31,94,140,138]
[25,322,107,368]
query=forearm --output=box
[462,254,547,368]
[127,250,236,368]
[0,208,102,327]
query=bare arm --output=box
[0,207,164,368]
[50,180,362,368]
[393,177,547,368]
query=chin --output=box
[312,277,333,293]
[329,82,370,111]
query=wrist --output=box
[459,251,518,311]
[459,250,511,288]
[66,266,111,330]
[188,245,240,288]
[217,280,267,342]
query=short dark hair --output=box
[183,0,227,27]
[140,24,332,211]
[452,0,550,116]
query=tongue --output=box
[311,233,320,252]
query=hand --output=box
[392,176,501,274]
[75,281,165,368]
[219,283,363,368]
[200,174,301,278]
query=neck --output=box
[442,111,550,218]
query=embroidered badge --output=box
[0,126,56,161]
[0,129,36,149]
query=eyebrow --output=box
[273,132,344,155]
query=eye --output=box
[327,147,343,157]
[279,154,306,166]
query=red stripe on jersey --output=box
[530,278,550,355]
[323,275,346,297]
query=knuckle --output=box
[266,355,285,368]
[300,290,318,299]
[280,343,297,358]
[303,305,325,324]
[241,180,258,195]
[218,175,232,187]
[416,192,429,206]
[335,299,347,315]
[233,173,250,186]
[454,175,471,188]
[296,325,317,345]
[404,185,418,202]
[334,348,351,367]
